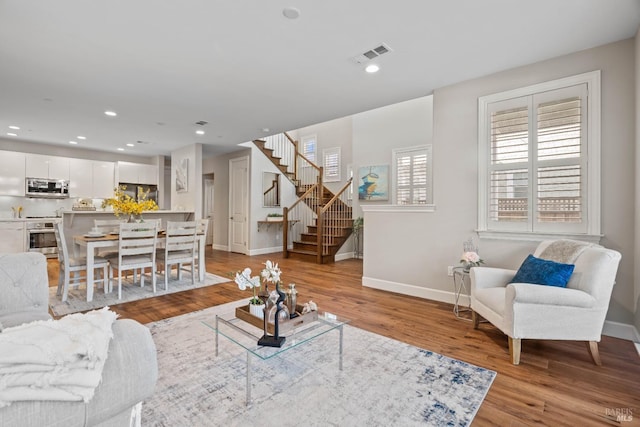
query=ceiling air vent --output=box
[195,120,208,126]
[351,43,392,64]
[136,140,152,145]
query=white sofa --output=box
[470,240,621,365]
[0,252,158,426]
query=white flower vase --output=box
[249,302,265,319]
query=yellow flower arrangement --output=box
[102,185,158,217]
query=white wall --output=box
[362,38,636,330]
[171,144,202,217]
[635,28,640,334]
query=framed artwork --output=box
[358,165,389,201]
[176,158,188,192]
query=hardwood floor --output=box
[47,249,640,426]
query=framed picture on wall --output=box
[358,165,389,201]
[176,158,188,192]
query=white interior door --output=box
[204,178,214,246]
[229,156,248,254]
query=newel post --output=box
[283,207,289,258]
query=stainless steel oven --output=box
[26,219,58,258]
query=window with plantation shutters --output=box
[323,147,340,182]
[301,135,316,163]
[393,145,432,205]
[478,71,601,238]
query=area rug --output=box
[49,271,230,316]
[142,300,496,426]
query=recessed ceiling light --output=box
[196,130,205,135]
[365,64,380,73]
[283,7,300,19]
[126,143,135,147]
[105,111,117,117]
[117,148,124,151]
[262,128,270,133]
[7,132,17,137]
[69,141,78,145]
[77,135,86,140]
[9,125,20,130]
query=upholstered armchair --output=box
[470,239,621,365]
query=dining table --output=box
[73,231,206,302]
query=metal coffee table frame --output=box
[203,312,349,405]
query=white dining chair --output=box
[54,222,109,302]
[195,218,209,278]
[107,222,158,299]
[156,221,198,289]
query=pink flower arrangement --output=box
[460,251,484,267]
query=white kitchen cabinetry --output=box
[93,161,116,198]
[0,221,25,253]
[26,154,70,180]
[69,159,115,198]
[117,161,158,185]
[0,151,26,196]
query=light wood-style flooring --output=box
[47,249,640,426]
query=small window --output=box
[393,145,432,205]
[301,134,316,163]
[323,147,341,182]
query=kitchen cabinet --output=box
[0,151,26,196]
[26,154,70,180]
[69,159,115,198]
[117,161,158,185]
[0,221,25,253]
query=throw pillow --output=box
[510,254,575,288]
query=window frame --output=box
[477,71,601,242]
[322,147,341,183]
[392,144,433,206]
[300,134,317,164]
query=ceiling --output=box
[1,0,639,158]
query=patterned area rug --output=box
[49,271,230,316]
[143,300,496,426]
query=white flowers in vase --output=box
[460,251,484,270]
[234,268,262,305]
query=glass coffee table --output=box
[202,311,349,405]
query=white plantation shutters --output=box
[394,145,432,205]
[485,83,588,234]
[323,147,341,182]
[301,135,316,163]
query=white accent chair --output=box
[470,240,621,366]
[54,222,109,302]
[156,220,198,289]
[107,222,158,299]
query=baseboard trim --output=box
[212,244,228,251]
[248,246,281,256]
[602,320,640,343]
[363,276,638,343]
[362,276,468,306]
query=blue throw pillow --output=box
[510,254,575,288]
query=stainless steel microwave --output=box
[25,178,70,198]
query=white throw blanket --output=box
[0,307,117,407]
[538,239,592,264]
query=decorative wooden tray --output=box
[235,304,319,335]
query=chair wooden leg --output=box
[471,310,479,329]
[508,337,521,365]
[587,341,602,366]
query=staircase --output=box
[254,134,353,264]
